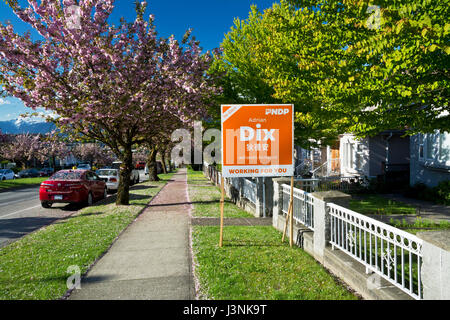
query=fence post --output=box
[417,231,450,299]
[255,177,264,217]
[310,191,352,264]
[272,178,291,229]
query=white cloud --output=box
[0,98,11,105]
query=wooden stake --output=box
[219,175,225,247]
[281,194,292,242]
[289,176,294,247]
[282,176,295,246]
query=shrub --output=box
[404,180,450,205]
[434,180,450,205]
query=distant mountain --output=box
[0,118,55,134]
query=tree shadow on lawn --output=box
[0,216,62,243]
[129,184,158,191]
[222,239,285,248]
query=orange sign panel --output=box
[221,104,294,177]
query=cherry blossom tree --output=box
[0,1,219,204]
[72,142,115,167]
[33,131,69,167]
[0,133,39,168]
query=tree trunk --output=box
[168,151,173,172]
[161,150,168,174]
[147,146,160,181]
[116,145,133,205]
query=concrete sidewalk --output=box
[69,168,194,300]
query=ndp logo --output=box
[265,108,290,115]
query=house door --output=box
[331,147,340,173]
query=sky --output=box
[0,0,278,121]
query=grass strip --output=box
[192,225,358,300]
[188,169,253,218]
[0,172,174,300]
[349,194,417,215]
[0,177,47,192]
[187,168,214,185]
[389,217,450,234]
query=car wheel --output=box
[1,177,4,181]
[87,192,93,206]
[41,201,52,208]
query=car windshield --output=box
[97,169,118,176]
[50,171,83,180]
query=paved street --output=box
[0,186,77,248]
[0,170,149,248]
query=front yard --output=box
[188,169,358,300]
[349,194,417,215]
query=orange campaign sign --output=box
[221,104,294,177]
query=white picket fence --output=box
[328,203,423,299]
[281,182,424,299]
[242,178,257,204]
[281,184,315,231]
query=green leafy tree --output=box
[213,0,449,146]
[288,0,449,136]
[210,3,347,148]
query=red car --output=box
[135,161,146,170]
[39,169,107,208]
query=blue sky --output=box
[0,0,278,121]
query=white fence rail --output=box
[282,184,315,231]
[243,178,257,204]
[328,203,423,300]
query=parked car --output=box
[77,163,91,170]
[135,161,146,170]
[111,161,139,185]
[39,169,107,208]
[16,168,40,178]
[96,168,120,192]
[39,167,55,177]
[0,169,15,180]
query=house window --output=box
[426,133,435,160]
[418,134,424,159]
[439,131,450,163]
[346,142,354,169]
[343,140,365,171]
[422,131,450,167]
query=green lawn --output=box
[0,177,47,191]
[187,168,213,185]
[389,217,450,235]
[188,169,253,218]
[349,194,417,215]
[192,225,358,300]
[0,172,174,300]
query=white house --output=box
[339,130,410,183]
[410,130,450,187]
